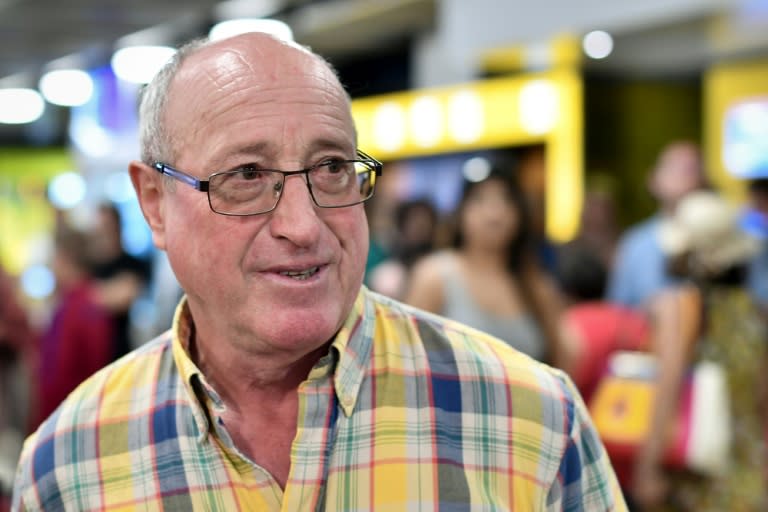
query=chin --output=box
[257,307,345,350]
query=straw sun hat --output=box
[658,190,761,275]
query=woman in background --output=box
[405,167,565,365]
[368,198,438,300]
[634,191,768,511]
[35,228,115,427]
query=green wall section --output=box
[0,147,74,178]
[0,147,74,273]
[585,78,702,227]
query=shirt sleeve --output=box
[606,234,634,306]
[546,371,628,512]
[12,432,42,512]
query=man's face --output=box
[650,143,704,208]
[152,36,368,354]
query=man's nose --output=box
[268,174,321,247]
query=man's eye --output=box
[235,166,266,180]
[323,160,350,174]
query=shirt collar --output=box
[170,298,218,442]
[170,287,375,440]
[329,286,374,417]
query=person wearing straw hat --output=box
[632,190,768,511]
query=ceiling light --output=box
[409,95,443,148]
[462,157,491,183]
[372,102,406,153]
[448,90,484,144]
[582,31,614,60]
[215,0,283,19]
[111,46,176,84]
[70,116,113,158]
[48,172,87,210]
[519,79,559,135]
[39,69,94,106]
[209,18,293,42]
[0,88,45,124]
[20,264,55,300]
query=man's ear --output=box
[129,161,167,250]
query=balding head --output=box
[138,33,346,166]
[127,31,370,366]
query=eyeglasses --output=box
[153,150,382,216]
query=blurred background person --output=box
[634,190,767,511]
[607,141,707,310]
[560,181,621,269]
[145,249,183,337]
[405,167,566,366]
[557,244,649,403]
[368,197,438,299]
[89,203,150,360]
[556,243,649,495]
[0,263,37,510]
[745,177,768,314]
[34,228,115,428]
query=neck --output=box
[460,245,509,271]
[191,326,329,412]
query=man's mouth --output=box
[278,266,320,281]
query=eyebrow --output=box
[233,142,271,155]
[210,142,271,168]
[211,139,356,170]
[307,139,355,156]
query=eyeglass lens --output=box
[207,161,376,215]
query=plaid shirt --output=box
[14,288,626,511]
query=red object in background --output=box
[35,282,114,428]
[563,303,650,403]
[562,303,650,488]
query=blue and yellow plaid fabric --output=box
[14,288,626,511]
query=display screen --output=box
[723,97,768,178]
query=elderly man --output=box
[14,33,625,511]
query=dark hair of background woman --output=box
[452,166,536,276]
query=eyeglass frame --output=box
[152,149,383,216]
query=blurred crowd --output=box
[365,140,768,511]
[1,140,767,510]
[0,203,182,509]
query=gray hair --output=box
[138,37,211,165]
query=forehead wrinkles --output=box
[166,48,265,128]
[165,45,350,152]
[178,43,341,103]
